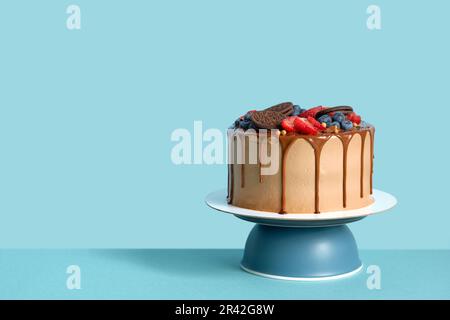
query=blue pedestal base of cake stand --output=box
[241,224,362,281]
[205,189,396,281]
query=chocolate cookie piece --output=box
[315,106,353,119]
[251,110,285,129]
[265,102,294,116]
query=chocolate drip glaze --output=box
[336,134,353,208]
[258,147,263,183]
[228,127,374,214]
[305,137,331,214]
[359,131,367,198]
[279,135,330,214]
[368,127,375,194]
[258,163,263,183]
[227,163,233,204]
[240,135,246,188]
[227,135,236,204]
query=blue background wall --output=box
[0,0,448,248]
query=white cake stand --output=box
[205,189,397,281]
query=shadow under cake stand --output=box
[205,189,397,281]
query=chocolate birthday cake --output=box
[227,102,375,214]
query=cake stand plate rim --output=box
[240,263,364,281]
[205,188,396,222]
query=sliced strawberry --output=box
[307,116,326,131]
[294,117,318,135]
[281,116,297,133]
[299,106,327,118]
[347,112,361,124]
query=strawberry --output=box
[346,112,354,122]
[347,112,361,124]
[307,116,326,131]
[294,117,318,135]
[299,106,327,118]
[281,116,297,133]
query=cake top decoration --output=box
[250,110,285,129]
[231,102,370,135]
[264,102,294,116]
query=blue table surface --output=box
[0,249,448,299]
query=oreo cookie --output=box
[251,110,285,129]
[315,106,353,119]
[264,102,294,116]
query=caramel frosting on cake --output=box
[227,103,375,214]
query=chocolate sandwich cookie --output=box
[265,102,294,116]
[251,110,285,129]
[315,106,353,119]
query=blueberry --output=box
[330,121,341,129]
[318,115,332,126]
[292,105,306,116]
[239,119,252,130]
[360,121,370,128]
[341,119,353,131]
[244,112,253,121]
[332,112,345,123]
